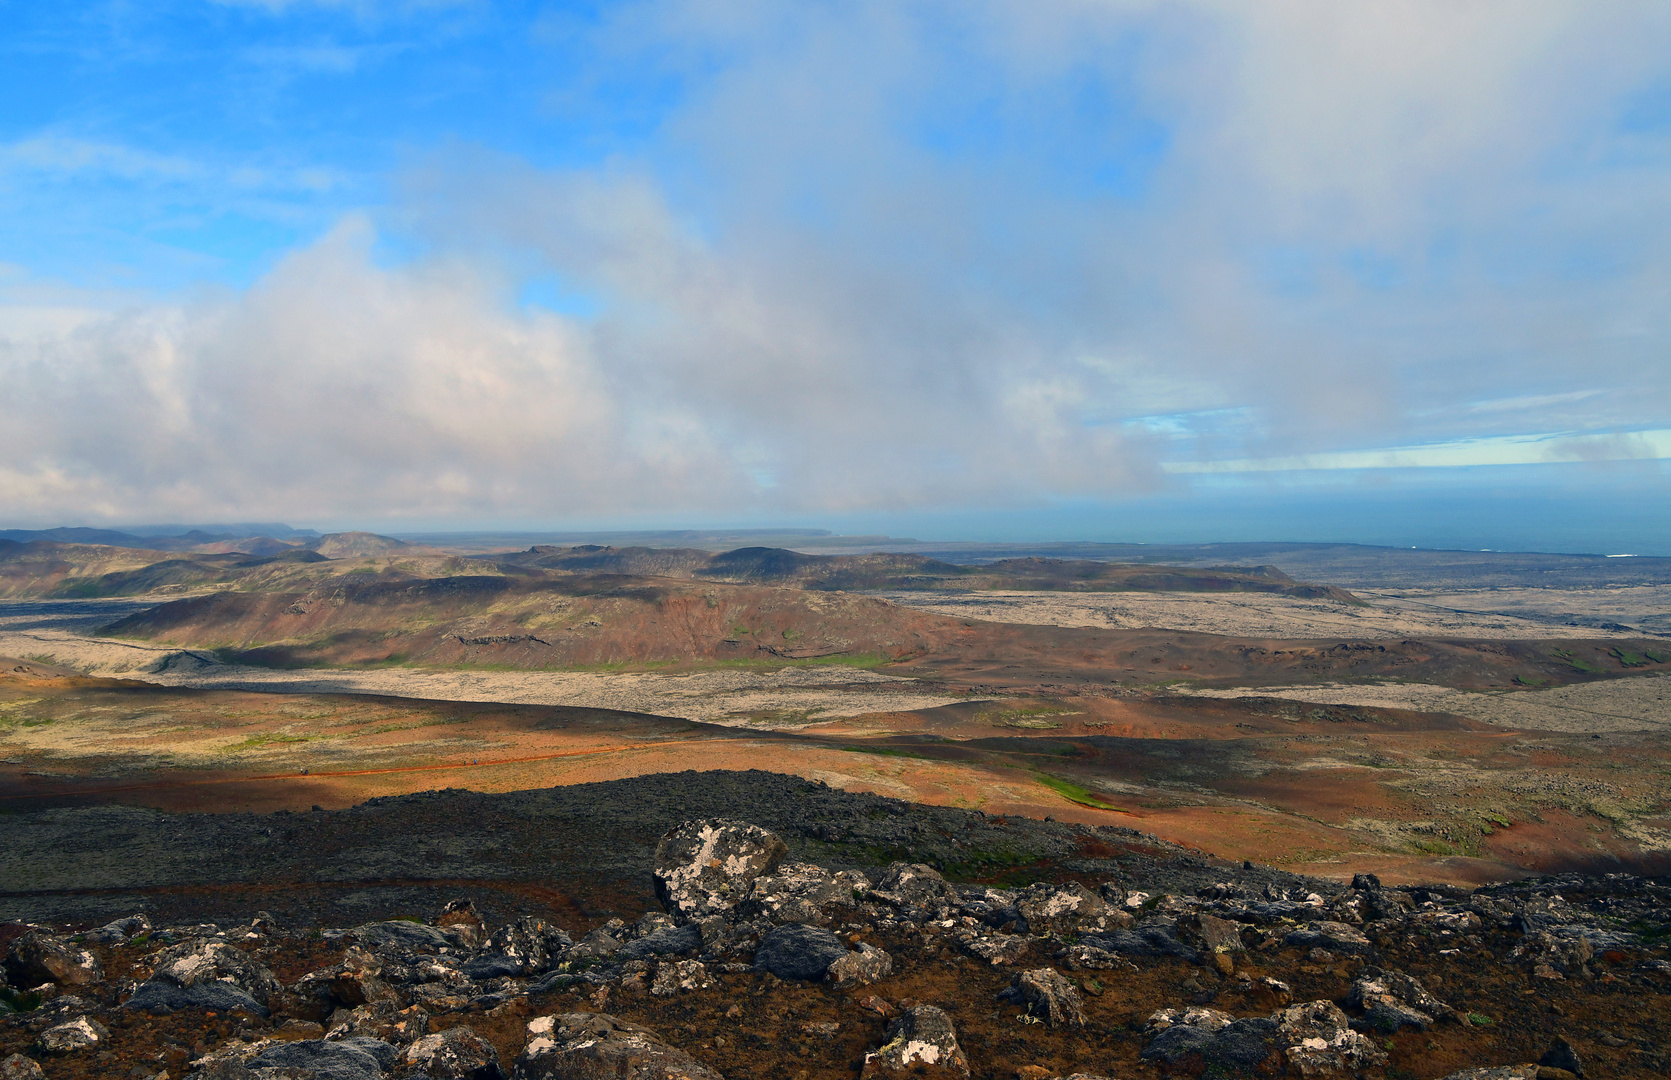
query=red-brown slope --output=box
[101,575,1671,690]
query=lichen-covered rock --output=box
[952,929,1031,967]
[483,917,573,976]
[1275,1000,1386,1076]
[1348,970,1456,1031]
[1013,968,1085,1027]
[2,930,102,987]
[861,1005,969,1078]
[653,819,788,924]
[0,1054,45,1080]
[827,943,893,988]
[325,1000,430,1045]
[246,1035,397,1080]
[1511,930,1594,979]
[35,1016,111,1054]
[1177,913,1246,955]
[1054,944,1134,972]
[81,913,152,946]
[650,959,712,996]
[435,899,487,949]
[513,1012,722,1080]
[1283,921,1372,955]
[1435,1068,1538,1080]
[404,1024,503,1079]
[737,862,870,926]
[126,937,279,1016]
[869,863,959,918]
[349,920,457,954]
[1141,1011,1281,1073]
[1014,882,1130,937]
[616,924,703,963]
[753,923,850,980]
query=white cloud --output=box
[4,1,1671,523]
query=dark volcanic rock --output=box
[245,1036,397,1080]
[752,923,849,980]
[513,1012,722,1079]
[2,931,101,987]
[402,1024,503,1079]
[861,1005,969,1078]
[653,818,788,924]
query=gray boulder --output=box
[35,1016,110,1055]
[350,921,457,954]
[653,818,787,924]
[1014,882,1129,937]
[1348,970,1456,1031]
[402,1025,503,1079]
[1284,921,1372,955]
[0,1054,44,1080]
[1012,968,1085,1027]
[616,924,703,962]
[247,1036,398,1080]
[869,863,958,918]
[512,1012,722,1079]
[737,862,870,926]
[861,1005,969,1078]
[3,930,102,987]
[481,917,572,976]
[1274,1000,1385,1075]
[827,943,893,988]
[1141,1008,1281,1073]
[752,923,849,980]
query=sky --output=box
[2,1,1670,551]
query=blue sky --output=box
[2,1,1670,551]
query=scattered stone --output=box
[349,920,456,953]
[1141,1008,1281,1073]
[35,1016,110,1054]
[482,916,573,976]
[739,862,871,926]
[752,923,850,980]
[1011,968,1085,1027]
[325,1001,430,1046]
[653,818,788,923]
[1178,913,1246,955]
[246,1036,397,1080]
[1275,999,1385,1075]
[1539,1036,1584,1077]
[651,959,712,996]
[1348,970,1456,1031]
[1014,882,1130,937]
[2,930,102,987]
[403,1024,503,1079]
[81,914,152,946]
[1082,923,1199,961]
[861,1005,970,1078]
[1284,922,1372,955]
[1053,944,1134,972]
[434,899,487,949]
[826,943,893,987]
[954,930,1031,966]
[514,1012,722,1079]
[869,863,959,918]
[0,1054,44,1080]
[617,923,703,962]
[1435,1068,1538,1080]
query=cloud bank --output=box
[2,1,1668,525]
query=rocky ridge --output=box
[2,817,1667,1080]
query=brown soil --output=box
[5,666,1667,887]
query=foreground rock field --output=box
[3,802,1667,1080]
